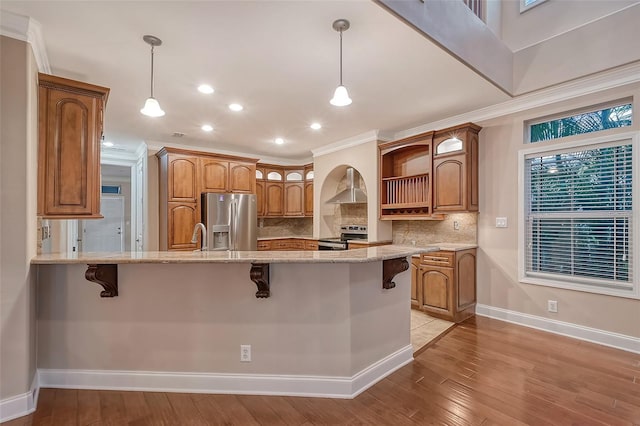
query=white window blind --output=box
[524,142,633,290]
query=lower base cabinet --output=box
[411,249,476,323]
[257,238,318,251]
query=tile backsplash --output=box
[257,217,313,238]
[392,213,477,246]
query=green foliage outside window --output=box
[530,103,632,143]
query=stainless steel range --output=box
[317,225,367,251]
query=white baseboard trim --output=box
[0,371,39,423]
[38,345,414,399]
[476,304,640,354]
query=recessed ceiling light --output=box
[310,123,322,130]
[201,124,214,132]
[274,138,284,145]
[197,84,214,94]
[228,103,243,112]
[102,141,114,147]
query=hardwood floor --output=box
[4,316,639,425]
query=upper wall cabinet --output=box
[255,164,313,218]
[432,123,481,213]
[378,132,442,220]
[37,73,110,218]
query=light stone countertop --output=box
[411,243,478,256]
[31,245,437,265]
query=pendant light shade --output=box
[330,85,352,107]
[140,35,165,117]
[329,19,352,107]
[140,97,165,117]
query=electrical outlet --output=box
[495,217,508,228]
[453,221,460,230]
[240,344,251,362]
[547,300,558,313]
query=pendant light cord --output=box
[339,30,343,86]
[150,45,155,98]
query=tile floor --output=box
[410,309,455,353]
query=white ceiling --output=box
[2,1,510,162]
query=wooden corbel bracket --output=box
[85,264,118,297]
[250,263,270,298]
[382,257,409,289]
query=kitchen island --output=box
[31,246,427,398]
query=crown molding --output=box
[0,10,51,73]
[394,61,640,140]
[312,130,392,158]
[145,140,312,166]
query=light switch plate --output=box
[495,217,508,228]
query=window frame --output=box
[518,130,640,299]
[524,98,633,144]
[520,0,548,13]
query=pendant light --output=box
[330,19,352,107]
[140,35,165,117]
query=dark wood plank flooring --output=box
[4,316,639,425]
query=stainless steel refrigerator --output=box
[202,193,257,250]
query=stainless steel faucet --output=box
[191,223,207,251]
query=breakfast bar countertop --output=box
[31,245,435,265]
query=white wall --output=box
[501,0,638,51]
[0,36,38,399]
[512,3,640,95]
[477,82,640,337]
[313,135,392,242]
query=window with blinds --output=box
[524,142,634,291]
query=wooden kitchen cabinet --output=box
[284,183,304,216]
[169,155,199,202]
[432,123,480,213]
[378,132,442,220]
[200,158,228,193]
[229,161,255,193]
[258,238,317,251]
[167,202,199,250]
[413,249,476,323]
[200,158,256,194]
[37,73,110,218]
[255,181,265,217]
[304,165,314,217]
[411,256,421,309]
[264,182,284,216]
[157,147,258,250]
[304,240,319,250]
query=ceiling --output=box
[2,1,510,162]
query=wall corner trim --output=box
[0,10,51,73]
[37,345,413,399]
[476,304,640,354]
[0,371,39,423]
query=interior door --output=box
[81,196,125,252]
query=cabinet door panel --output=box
[256,181,265,217]
[42,90,100,215]
[169,156,198,202]
[411,257,420,308]
[304,182,313,216]
[457,251,477,310]
[229,162,255,193]
[168,202,199,250]
[420,266,452,312]
[200,159,228,193]
[284,183,304,216]
[265,182,284,216]
[433,155,466,211]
